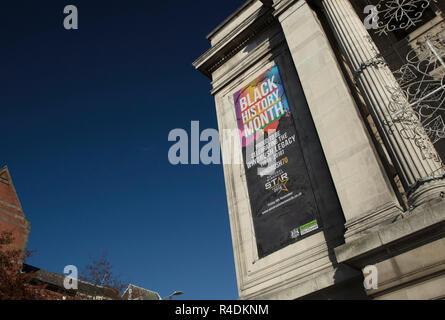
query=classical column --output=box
[322,0,445,207]
[273,0,403,241]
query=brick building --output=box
[0,165,30,254]
[0,165,159,300]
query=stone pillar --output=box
[321,0,445,207]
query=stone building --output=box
[194,0,445,299]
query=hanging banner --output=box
[233,65,321,258]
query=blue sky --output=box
[1,0,246,299]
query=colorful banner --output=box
[233,65,321,258]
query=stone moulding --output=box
[335,196,445,267]
[193,5,275,79]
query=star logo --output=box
[276,176,289,194]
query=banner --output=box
[233,65,321,258]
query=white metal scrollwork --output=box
[375,0,438,36]
[385,32,445,167]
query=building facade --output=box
[194,0,445,299]
[0,165,30,254]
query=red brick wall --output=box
[0,166,30,252]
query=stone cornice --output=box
[206,0,257,41]
[335,198,445,268]
[210,27,285,95]
[193,0,321,79]
[271,0,324,19]
[272,0,306,17]
[193,5,275,79]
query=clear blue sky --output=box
[1,0,246,299]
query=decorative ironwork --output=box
[375,0,438,36]
[384,32,445,168]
